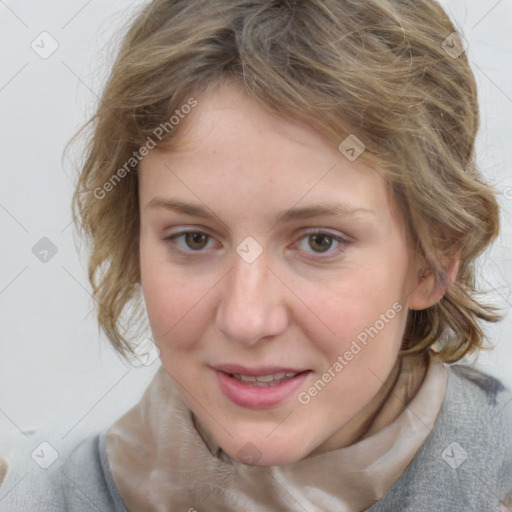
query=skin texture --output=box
[138,81,454,466]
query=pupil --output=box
[309,234,332,252]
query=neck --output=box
[310,352,428,455]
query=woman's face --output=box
[138,81,433,466]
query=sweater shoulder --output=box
[368,364,512,512]
[56,432,127,512]
[449,363,508,406]
[439,363,510,427]
[0,432,126,512]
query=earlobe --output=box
[407,256,460,311]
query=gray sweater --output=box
[1,364,511,511]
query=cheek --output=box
[299,264,408,385]
[139,247,217,357]
[309,295,406,414]
[308,265,405,339]
[142,277,183,337]
[140,248,193,346]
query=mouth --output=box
[213,364,312,409]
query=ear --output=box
[407,253,460,311]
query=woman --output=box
[1,1,511,510]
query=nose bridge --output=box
[215,249,287,344]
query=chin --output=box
[223,436,312,467]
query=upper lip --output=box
[213,364,309,376]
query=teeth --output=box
[238,374,256,382]
[256,373,284,382]
[231,371,300,386]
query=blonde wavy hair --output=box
[71,0,501,362]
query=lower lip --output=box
[215,370,311,409]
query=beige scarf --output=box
[106,352,447,512]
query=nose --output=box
[215,250,289,346]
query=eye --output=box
[295,230,348,258]
[164,230,216,253]
[164,228,349,260]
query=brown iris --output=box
[185,232,209,250]
[308,233,333,253]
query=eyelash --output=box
[163,229,350,261]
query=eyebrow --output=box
[146,197,376,222]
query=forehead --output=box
[138,82,397,227]
[153,82,338,175]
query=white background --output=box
[0,0,511,474]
